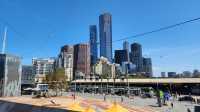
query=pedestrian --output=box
[175,92,178,99]
[121,96,123,103]
[187,108,191,112]
[157,90,162,107]
[104,94,106,101]
[171,102,173,108]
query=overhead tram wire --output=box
[1,16,200,54]
[102,17,200,44]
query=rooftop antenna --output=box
[2,26,7,54]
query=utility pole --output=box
[2,27,7,54]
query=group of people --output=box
[157,90,171,107]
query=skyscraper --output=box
[123,41,130,62]
[89,25,98,65]
[143,57,153,77]
[99,13,112,62]
[123,41,129,52]
[114,50,129,65]
[73,44,90,79]
[58,45,74,81]
[130,43,143,72]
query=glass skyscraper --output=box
[130,43,143,72]
[114,50,129,65]
[99,13,112,62]
[123,41,130,62]
[89,25,98,65]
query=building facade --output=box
[168,72,177,78]
[114,50,129,65]
[130,43,143,72]
[21,65,34,89]
[0,54,21,96]
[123,41,130,62]
[161,72,166,78]
[89,25,98,66]
[99,13,112,62]
[58,45,74,81]
[143,58,153,77]
[94,57,115,78]
[32,58,55,83]
[73,44,90,79]
[121,62,136,75]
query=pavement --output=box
[73,92,199,112]
[0,93,199,112]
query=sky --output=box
[0,0,200,76]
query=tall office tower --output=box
[114,50,129,65]
[123,41,130,62]
[0,54,21,96]
[58,45,74,81]
[130,43,143,72]
[73,44,90,79]
[32,58,55,83]
[123,41,129,52]
[89,25,98,65]
[143,58,153,77]
[99,13,112,62]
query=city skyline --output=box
[0,0,200,76]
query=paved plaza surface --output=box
[0,93,199,112]
[71,92,199,112]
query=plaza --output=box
[0,92,199,112]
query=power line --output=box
[112,17,200,43]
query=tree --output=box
[45,68,68,96]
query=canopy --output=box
[67,102,85,112]
[84,107,96,112]
[105,102,129,112]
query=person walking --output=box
[157,90,162,107]
[187,108,191,112]
[104,94,106,101]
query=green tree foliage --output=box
[45,68,68,96]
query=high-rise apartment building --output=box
[99,13,112,62]
[57,45,73,81]
[32,58,55,83]
[73,44,90,79]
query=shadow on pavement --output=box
[0,100,71,112]
[148,104,160,107]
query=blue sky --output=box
[0,0,200,76]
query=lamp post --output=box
[126,65,130,97]
[74,78,76,100]
[101,76,103,94]
[107,76,109,94]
